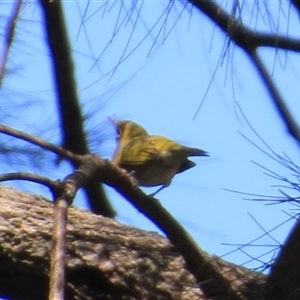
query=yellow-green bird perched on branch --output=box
[112,120,208,196]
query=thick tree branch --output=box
[38,0,115,217]
[265,216,300,300]
[291,0,300,14]
[101,163,243,300]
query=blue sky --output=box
[1,0,300,271]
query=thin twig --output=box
[0,124,83,163]
[247,49,300,143]
[190,0,300,53]
[0,172,63,194]
[189,1,300,144]
[0,0,22,86]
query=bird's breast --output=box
[133,160,182,187]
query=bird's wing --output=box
[117,137,161,167]
[176,159,196,174]
[116,136,195,168]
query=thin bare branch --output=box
[247,48,300,143]
[0,0,22,86]
[189,0,300,144]
[0,124,83,163]
[0,172,63,194]
[190,1,300,52]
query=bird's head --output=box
[111,120,148,146]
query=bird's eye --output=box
[116,128,122,139]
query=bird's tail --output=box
[185,147,209,157]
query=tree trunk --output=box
[0,185,265,299]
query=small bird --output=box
[112,120,208,196]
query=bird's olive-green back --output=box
[114,135,188,167]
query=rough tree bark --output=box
[0,185,265,300]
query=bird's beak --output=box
[107,116,116,127]
[107,117,119,135]
[107,117,120,141]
